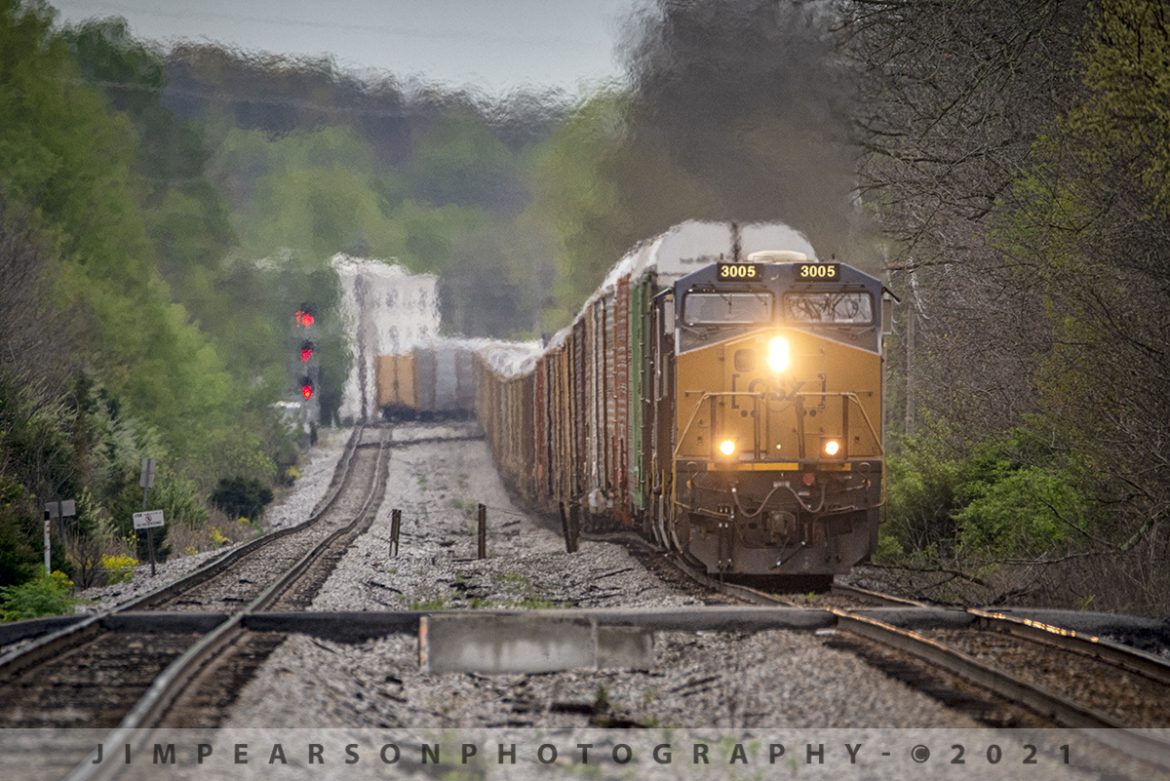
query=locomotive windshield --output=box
[783,292,873,324]
[683,292,773,325]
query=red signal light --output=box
[295,308,316,328]
[301,383,314,399]
[299,340,314,363]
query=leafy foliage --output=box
[848,0,1170,607]
[0,571,76,621]
[883,423,1093,562]
[210,477,274,522]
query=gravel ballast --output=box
[220,427,985,731]
[308,428,696,613]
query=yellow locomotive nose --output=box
[767,336,790,373]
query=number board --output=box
[796,263,840,281]
[717,263,763,281]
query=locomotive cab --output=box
[666,256,886,578]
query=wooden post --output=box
[142,480,156,577]
[568,503,581,554]
[559,501,574,554]
[477,503,487,560]
[390,509,401,557]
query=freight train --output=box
[474,221,892,585]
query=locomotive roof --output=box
[597,220,816,293]
[550,220,816,349]
[480,220,826,377]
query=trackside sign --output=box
[132,510,165,530]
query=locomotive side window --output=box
[683,292,773,325]
[783,292,873,324]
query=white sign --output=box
[133,510,165,530]
[44,500,76,518]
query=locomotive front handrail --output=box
[673,390,767,462]
[791,391,884,458]
[793,391,886,506]
[673,390,886,508]
[673,390,767,509]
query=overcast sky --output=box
[51,0,645,94]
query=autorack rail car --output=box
[475,221,892,583]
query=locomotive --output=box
[475,221,891,584]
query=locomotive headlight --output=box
[823,439,841,457]
[719,439,737,457]
[767,336,790,373]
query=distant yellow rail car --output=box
[375,353,416,413]
[375,340,479,419]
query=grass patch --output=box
[499,571,532,587]
[509,597,560,609]
[409,596,451,611]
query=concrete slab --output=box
[418,615,654,674]
[243,611,419,641]
[524,605,835,631]
[0,615,86,647]
[596,626,655,668]
[101,612,229,633]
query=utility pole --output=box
[904,300,916,436]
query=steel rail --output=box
[667,555,802,606]
[579,528,797,606]
[61,431,391,781]
[0,427,366,679]
[832,609,1170,770]
[656,542,1170,769]
[125,424,368,611]
[967,607,1170,688]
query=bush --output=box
[953,465,1081,558]
[100,553,138,584]
[884,421,1093,562]
[0,571,77,621]
[210,477,274,521]
[884,419,963,554]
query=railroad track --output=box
[599,528,924,608]
[655,551,1170,769]
[0,425,391,780]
